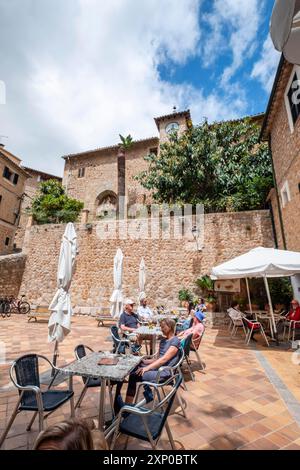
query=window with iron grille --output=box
[78,167,85,178]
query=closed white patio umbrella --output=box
[48,222,77,366]
[270,0,300,64]
[138,258,146,302]
[110,248,124,318]
[211,247,300,340]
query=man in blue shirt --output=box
[119,298,142,352]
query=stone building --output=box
[14,167,62,249]
[0,145,29,255]
[261,56,300,298]
[62,110,191,220]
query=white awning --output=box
[211,247,300,280]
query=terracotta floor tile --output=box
[248,437,280,450]
[2,318,300,450]
[281,442,300,450]
[267,431,293,448]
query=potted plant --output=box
[196,275,214,294]
[178,288,193,308]
[206,295,217,312]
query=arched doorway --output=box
[95,191,117,219]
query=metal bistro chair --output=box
[109,374,182,450]
[190,326,206,371]
[180,333,196,383]
[230,315,247,339]
[283,320,300,342]
[0,354,74,448]
[227,309,235,333]
[242,318,269,347]
[111,325,135,354]
[74,344,114,414]
[155,346,187,417]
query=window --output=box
[5,237,10,246]
[281,181,291,207]
[78,167,85,178]
[149,147,158,156]
[3,166,12,181]
[3,166,19,185]
[285,66,300,132]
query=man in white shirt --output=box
[228,302,245,324]
[137,297,153,321]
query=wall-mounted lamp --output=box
[191,225,201,251]
[85,223,93,233]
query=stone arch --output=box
[95,190,117,219]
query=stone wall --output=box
[18,210,274,308]
[269,66,300,251]
[0,252,27,296]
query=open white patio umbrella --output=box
[211,247,300,338]
[110,248,124,318]
[270,0,300,64]
[48,222,77,366]
[138,258,146,302]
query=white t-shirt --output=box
[137,305,153,320]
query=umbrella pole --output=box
[51,340,59,377]
[245,278,253,317]
[263,276,279,345]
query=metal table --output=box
[57,351,142,429]
[153,314,178,322]
[136,325,162,354]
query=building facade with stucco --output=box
[261,56,300,298]
[0,145,29,255]
[62,110,191,222]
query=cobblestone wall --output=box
[18,210,274,309]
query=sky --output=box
[0,0,280,176]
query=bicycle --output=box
[0,297,11,318]
[7,295,31,314]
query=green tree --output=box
[136,118,273,212]
[31,179,84,224]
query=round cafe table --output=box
[135,325,162,355]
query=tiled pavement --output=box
[1,315,300,450]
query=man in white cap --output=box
[137,295,153,322]
[119,298,142,352]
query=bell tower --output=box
[154,108,192,143]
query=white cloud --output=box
[0,0,249,175]
[203,0,263,84]
[251,35,281,93]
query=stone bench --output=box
[27,305,50,322]
[95,307,115,327]
[72,306,115,326]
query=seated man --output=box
[137,296,153,322]
[114,318,180,412]
[228,301,259,342]
[286,299,300,323]
[228,301,245,323]
[281,300,300,337]
[119,298,142,352]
